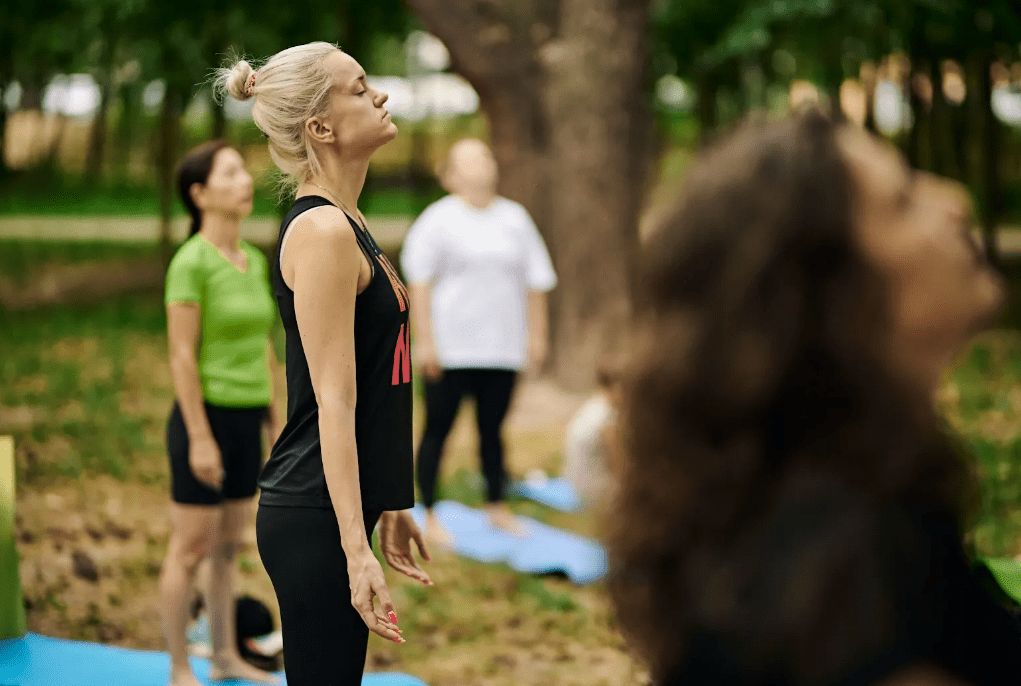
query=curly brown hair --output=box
[606,110,976,680]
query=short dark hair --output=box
[176,140,233,237]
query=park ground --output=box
[4,244,1021,686]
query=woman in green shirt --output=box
[158,140,280,686]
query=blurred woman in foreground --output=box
[609,109,1020,686]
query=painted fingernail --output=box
[388,612,398,624]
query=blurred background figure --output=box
[561,352,624,512]
[609,109,1020,686]
[401,138,557,545]
[159,140,280,686]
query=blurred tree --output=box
[408,0,655,390]
[80,0,146,181]
[652,0,754,138]
[656,0,1021,263]
[0,0,79,173]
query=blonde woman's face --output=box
[322,50,398,154]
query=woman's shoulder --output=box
[493,197,533,221]
[167,234,208,269]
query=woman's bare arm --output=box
[167,304,213,443]
[407,283,432,344]
[527,290,549,369]
[287,212,370,557]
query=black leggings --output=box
[416,368,518,508]
[256,505,382,685]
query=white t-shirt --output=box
[400,195,557,370]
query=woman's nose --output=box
[375,89,389,107]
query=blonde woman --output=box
[215,43,431,685]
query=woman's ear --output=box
[305,116,334,145]
[189,182,205,210]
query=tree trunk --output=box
[540,0,651,388]
[863,85,878,133]
[156,89,184,263]
[408,0,654,391]
[907,63,931,171]
[211,98,227,140]
[695,67,718,145]
[929,59,961,180]
[0,78,8,179]
[965,50,1001,265]
[44,114,68,168]
[85,77,113,180]
[85,32,118,181]
[115,82,140,181]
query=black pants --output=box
[256,505,382,686]
[417,368,518,508]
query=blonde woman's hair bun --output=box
[216,58,256,102]
[210,42,343,196]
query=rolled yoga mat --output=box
[409,500,607,584]
[1,435,27,641]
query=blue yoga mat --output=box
[509,477,583,513]
[0,633,429,686]
[409,501,607,584]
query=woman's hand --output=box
[347,550,405,643]
[378,510,433,585]
[527,335,549,371]
[188,435,224,491]
[414,341,443,382]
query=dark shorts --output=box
[166,402,267,505]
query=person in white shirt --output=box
[400,138,557,546]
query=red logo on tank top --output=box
[392,323,411,385]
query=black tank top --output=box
[258,195,415,511]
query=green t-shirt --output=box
[165,235,277,408]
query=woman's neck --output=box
[198,213,242,250]
[304,153,371,215]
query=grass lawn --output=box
[3,247,1021,685]
[1,291,640,686]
